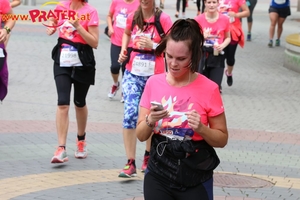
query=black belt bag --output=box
[148,134,220,188]
[203,46,224,68]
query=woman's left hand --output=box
[0,29,8,43]
[69,18,80,29]
[227,11,236,18]
[186,110,203,132]
[139,36,152,49]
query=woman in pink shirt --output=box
[0,0,15,101]
[46,0,99,164]
[136,19,228,200]
[195,0,231,93]
[219,0,249,87]
[118,0,173,178]
[106,0,140,102]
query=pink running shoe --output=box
[51,147,68,163]
[141,155,149,172]
[75,139,87,159]
[118,159,137,178]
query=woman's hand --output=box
[186,110,203,133]
[147,105,169,125]
[108,27,114,37]
[138,36,152,49]
[0,29,8,43]
[214,42,225,52]
[68,18,80,29]
[46,19,57,36]
[118,49,128,63]
[227,11,236,18]
[46,27,56,36]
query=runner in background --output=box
[195,0,231,93]
[196,0,206,15]
[219,0,249,87]
[0,0,16,101]
[268,0,290,47]
[3,0,21,47]
[246,0,257,41]
[46,0,99,164]
[107,0,139,103]
[175,0,187,18]
[117,0,173,178]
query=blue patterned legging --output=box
[122,70,150,129]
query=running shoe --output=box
[247,33,251,41]
[268,40,273,48]
[225,69,233,87]
[118,159,137,178]
[75,139,87,159]
[51,147,68,163]
[141,155,149,172]
[120,93,124,103]
[275,39,280,47]
[108,82,120,98]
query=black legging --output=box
[247,0,257,23]
[176,0,187,13]
[110,43,132,75]
[55,74,90,107]
[196,0,205,13]
[198,55,225,89]
[224,42,238,66]
[144,172,213,200]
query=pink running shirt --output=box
[125,12,173,75]
[195,14,230,46]
[55,1,99,44]
[0,0,11,25]
[219,0,245,25]
[140,73,225,141]
[109,0,139,46]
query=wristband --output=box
[145,115,154,128]
[4,27,11,34]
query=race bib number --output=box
[274,0,286,4]
[131,54,155,76]
[221,12,235,23]
[60,45,82,67]
[0,48,5,58]
[115,14,127,29]
[159,128,194,141]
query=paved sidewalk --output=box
[0,0,300,199]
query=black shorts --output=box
[269,6,291,18]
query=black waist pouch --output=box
[148,134,220,188]
[203,46,224,68]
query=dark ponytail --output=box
[155,19,204,73]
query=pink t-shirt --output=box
[195,13,230,46]
[55,1,99,44]
[0,0,11,25]
[219,0,245,25]
[125,12,173,75]
[109,0,139,46]
[140,73,224,141]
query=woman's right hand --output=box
[46,27,56,35]
[46,20,57,36]
[118,49,128,63]
[108,27,114,37]
[148,106,169,125]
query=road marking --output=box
[0,170,299,199]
